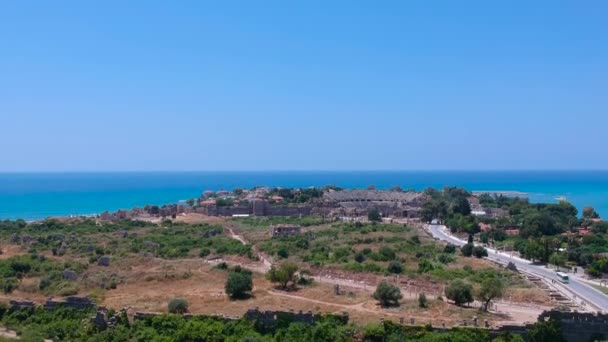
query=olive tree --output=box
[445,279,473,306]
[225,269,253,299]
[477,277,505,311]
[373,280,402,307]
[266,262,298,289]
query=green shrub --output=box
[277,248,289,259]
[418,259,435,273]
[373,280,402,307]
[443,244,456,254]
[354,252,366,263]
[1,277,18,294]
[370,247,396,262]
[225,270,253,299]
[39,276,52,290]
[460,243,474,257]
[445,279,473,306]
[168,298,189,314]
[56,282,79,296]
[199,248,210,258]
[387,261,403,274]
[343,262,384,274]
[437,253,455,264]
[368,210,382,222]
[473,246,488,258]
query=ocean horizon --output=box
[1,170,607,221]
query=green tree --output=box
[368,209,382,222]
[494,331,525,342]
[390,186,403,192]
[473,246,488,258]
[168,298,189,314]
[453,197,472,216]
[521,213,561,237]
[591,221,608,234]
[477,277,504,311]
[523,240,544,263]
[549,253,566,269]
[266,262,298,289]
[583,206,599,219]
[445,279,473,306]
[460,243,474,257]
[373,280,402,307]
[387,261,403,274]
[418,292,427,308]
[528,319,565,342]
[225,270,253,299]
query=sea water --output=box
[0,171,607,220]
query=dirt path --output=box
[223,224,271,272]
[267,290,402,317]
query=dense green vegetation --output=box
[421,187,473,230]
[264,186,343,205]
[235,215,326,228]
[420,187,608,277]
[0,305,551,342]
[0,254,86,296]
[257,221,522,288]
[0,219,253,261]
[476,195,608,275]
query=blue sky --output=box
[1,1,607,171]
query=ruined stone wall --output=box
[199,203,313,217]
[266,206,313,216]
[244,308,348,327]
[200,206,251,216]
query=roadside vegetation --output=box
[421,186,608,278]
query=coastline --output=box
[1,171,607,220]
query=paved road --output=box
[427,224,608,312]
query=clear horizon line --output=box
[1,169,608,174]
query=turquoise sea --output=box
[0,171,607,221]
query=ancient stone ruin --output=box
[270,225,302,238]
[44,296,95,310]
[245,307,349,328]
